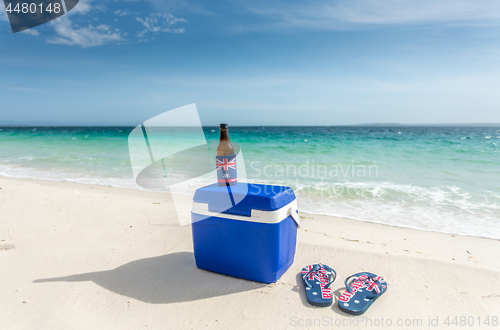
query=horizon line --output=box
[1,123,500,128]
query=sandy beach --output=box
[1,176,499,329]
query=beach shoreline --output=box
[2,125,499,240]
[1,176,499,329]
[2,175,497,241]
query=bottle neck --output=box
[219,128,230,141]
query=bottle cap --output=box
[220,123,228,128]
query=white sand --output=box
[1,177,499,329]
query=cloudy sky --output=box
[1,0,500,126]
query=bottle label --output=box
[216,155,237,184]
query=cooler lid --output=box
[193,183,296,217]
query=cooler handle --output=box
[288,208,301,228]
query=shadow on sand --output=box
[34,252,265,304]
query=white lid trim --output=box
[192,199,300,227]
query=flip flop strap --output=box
[321,264,337,289]
[303,264,337,289]
[344,272,377,291]
[302,264,320,288]
[345,272,384,299]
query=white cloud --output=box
[68,0,92,15]
[48,16,123,47]
[2,0,186,46]
[20,29,41,36]
[241,0,500,30]
[136,13,187,38]
[114,9,133,16]
[45,0,123,47]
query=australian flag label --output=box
[216,155,237,185]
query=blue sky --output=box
[1,0,500,126]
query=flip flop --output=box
[301,263,337,307]
[338,272,387,315]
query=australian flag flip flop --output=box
[301,263,337,307]
[338,272,387,315]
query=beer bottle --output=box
[216,123,237,186]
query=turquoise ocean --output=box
[1,126,499,239]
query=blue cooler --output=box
[191,183,301,284]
